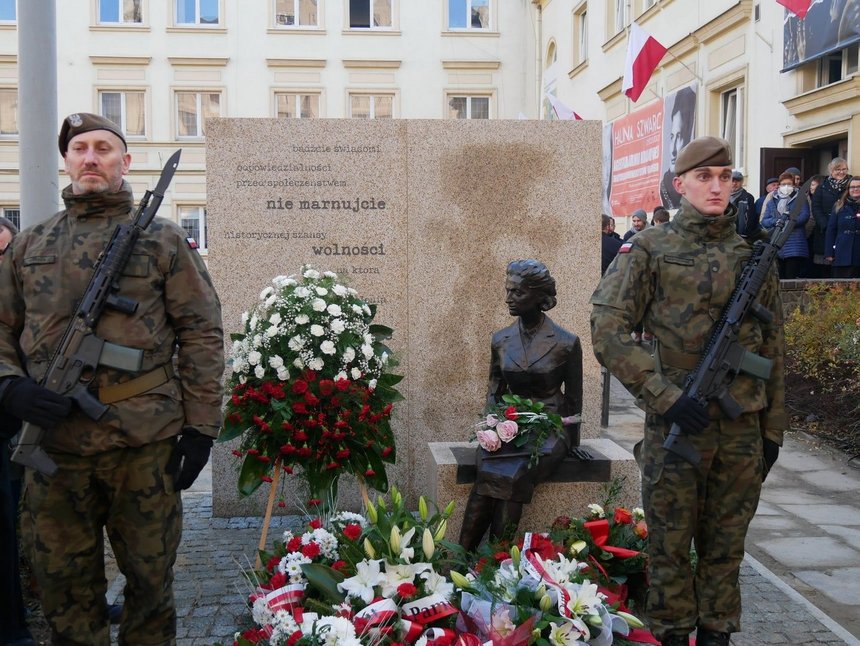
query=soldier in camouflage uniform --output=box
[0,113,224,645]
[590,137,785,646]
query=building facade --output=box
[535,0,859,223]
[0,0,539,249]
[0,0,858,238]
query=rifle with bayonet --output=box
[10,150,182,476]
[662,177,812,466]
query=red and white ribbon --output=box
[265,583,305,612]
[522,532,572,618]
[401,593,459,625]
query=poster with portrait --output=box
[658,83,698,210]
[782,0,860,71]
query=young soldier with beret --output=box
[590,136,786,645]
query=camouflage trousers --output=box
[637,412,764,639]
[21,438,182,646]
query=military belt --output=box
[659,346,700,371]
[98,363,175,404]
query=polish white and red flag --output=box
[776,0,813,18]
[622,22,667,103]
[545,93,582,120]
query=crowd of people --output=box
[603,158,859,280]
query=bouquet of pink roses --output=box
[471,394,575,467]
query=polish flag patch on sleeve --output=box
[619,242,634,253]
[186,237,199,249]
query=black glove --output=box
[663,394,709,435]
[762,438,780,481]
[0,377,72,428]
[167,427,213,491]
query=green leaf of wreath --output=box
[238,455,268,497]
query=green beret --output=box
[58,112,127,157]
[674,136,733,176]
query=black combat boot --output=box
[660,634,689,646]
[696,629,730,645]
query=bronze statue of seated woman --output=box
[459,259,583,552]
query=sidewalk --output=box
[101,377,860,645]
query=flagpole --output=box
[663,48,703,83]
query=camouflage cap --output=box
[59,112,127,157]
[674,136,732,176]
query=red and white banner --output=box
[776,0,812,18]
[622,23,668,102]
[608,100,664,216]
[264,583,305,612]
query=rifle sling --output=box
[659,346,700,371]
[98,363,174,404]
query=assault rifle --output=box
[10,150,182,476]
[662,178,812,466]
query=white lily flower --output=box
[420,568,455,600]
[337,559,385,604]
[548,619,589,645]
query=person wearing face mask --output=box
[824,176,860,278]
[762,172,810,279]
[811,158,851,278]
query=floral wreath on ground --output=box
[222,489,658,646]
[220,266,403,505]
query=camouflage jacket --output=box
[0,182,224,455]
[590,198,787,445]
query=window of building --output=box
[0,0,15,21]
[573,3,588,65]
[99,90,146,138]
[448,0,489,30]
[613,0,627,34]
[349,0,392,29]
[179,206,208,252]
[721,86,744,173]
[349,94,393,118]
[99,0,143,24]
[546,41,557,68]
[175,0,219,25]
[276,92,319,118]
[1,207,19,231]
[817,45,859,87]
[0,88,17,136]
[447,94,490,119]
[274,0,317,27]
[175,91,221,138]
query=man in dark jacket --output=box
[730,170,758,239]
[601,214,623,274]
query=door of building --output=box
[759,147,818,195]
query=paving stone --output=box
[793,568,860,605]
[799,469,860,493]
[820,525,860,551]
[757,536,860,567]
[778,504,860,526]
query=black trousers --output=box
[1,441,31,643]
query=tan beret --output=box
[59,112,127,157]
[674,136,733,176]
